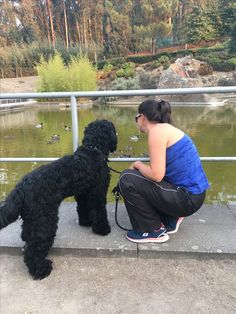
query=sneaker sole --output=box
[167,217,184,234]
[126,233,169,243]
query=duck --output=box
[125,145,133,151]
[46,140,54,145]
[46,134,60,144]
[34,122,43,128]
[129,135,140,142]
[141,152,149,157]
[64,125,71,131]
[51,134,60,141]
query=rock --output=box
[158,56,218,104]
[159,56,203,89]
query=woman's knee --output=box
[119,169,137,194]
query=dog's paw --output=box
[92,224,111,236]
[32,259,53,280]
[79,220,92,227]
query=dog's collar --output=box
[81,145,120,172]
[82,145,112,164]
[84,145,101,152]
[82,145,106,158]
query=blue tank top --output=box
[165,134,209,194]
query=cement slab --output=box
[0,202,235,257]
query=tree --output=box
[14,0,41,44]
[0,0,233,62]
[185,6,219,43]
[132,0,176,53]
[229,23,236,53]
[218,0,236,35]
[0,0,18,45]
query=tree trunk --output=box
[83,14,88,48]
[46,0,55,49]
[63,0,69,50]
[43,1,51,46]
[88,16,92,42]
[76,18,81,46]
[151,38,156,54]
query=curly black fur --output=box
[0,119,117,280]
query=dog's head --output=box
[82,119,117,155]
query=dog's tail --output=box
[0,188,22,229]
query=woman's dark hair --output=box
[138,99,172,124]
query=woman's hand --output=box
[129,161,142,170]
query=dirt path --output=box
[0,76,39,93]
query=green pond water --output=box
[0,103,236,204]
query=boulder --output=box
[158,56,214,104]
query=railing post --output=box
[71,96,79,152]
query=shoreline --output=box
[0,98,231,114]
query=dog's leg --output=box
[91,206,111,236]
[75,190,110,235]
[23,212,58,280]
[75,195,92,227]
[90,189,111,236]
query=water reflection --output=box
[0,103,236,204]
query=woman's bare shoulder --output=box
[150,124,184,146]
[151,123,181,134]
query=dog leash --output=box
[108,166,122,174]
[108,166,131,231]
[112,185,132,232]
[108,166,132,231]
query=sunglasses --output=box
[135,113,142,122]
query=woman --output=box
[119,99,209,243]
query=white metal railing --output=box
[0,86,236,163]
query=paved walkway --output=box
[0,202,236,257]
[1,202,236,313]
[1,254,235,313]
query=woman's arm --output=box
[131,125,168,182]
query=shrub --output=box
[36,53,66,92]
[154,55,170,68]
[208,57,235,72]
[175,49,194,57]
[109,57,126,68]
[208,57,222,71]
[116,62,135,78]
[103,63,114,72]
[36,53,97,92]
[112,76,140,90]
[198,63,213,75]
[126,55,155,64]
[138,70,159,89]
[95,57,125,70]
[67,56,97,91]
[143,62,157,71]
[218,77,236,86]
[95,60,107,70]
[228,58,236,68]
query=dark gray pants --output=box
[118,169,206,233]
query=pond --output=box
[0,102,236,204]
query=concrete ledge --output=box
[0,202,235,258]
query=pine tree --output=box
[185,6,219,43]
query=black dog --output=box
[0,119,117,280]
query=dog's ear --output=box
[109,123,117,153]
[97,120,117,153]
